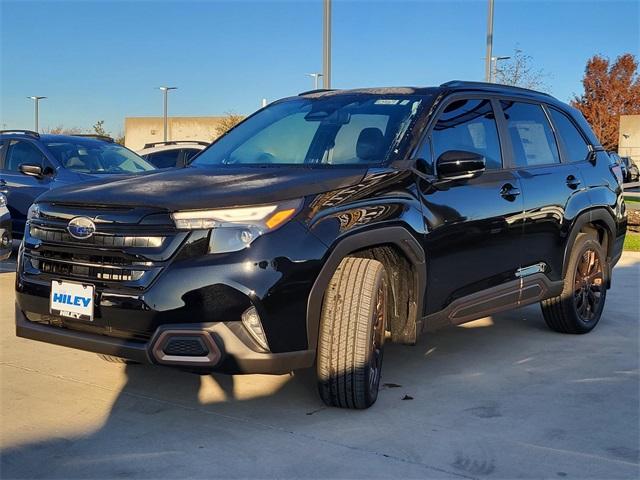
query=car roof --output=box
[0,132,114,143]
[297,81,557,104]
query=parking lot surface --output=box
[1,252,639,479]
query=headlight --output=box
[171,199,302,254]
[0,194,6,209]
[27,203,40,220]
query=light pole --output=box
[491,55,511,83]
[307,73,324,90]
[27,96,46,132]
[484,0,494,82]
[159,86,177,142]
[323,0,331,88]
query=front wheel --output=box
[540,233,607,334]
[316,257,388,409]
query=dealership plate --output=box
[50,280,95,321]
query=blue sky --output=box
[1,0,638,136]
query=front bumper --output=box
[15,304,315,374]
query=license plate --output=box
[50,280,95,321]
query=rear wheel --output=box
[317,257,388,409]
[540,233,607,334]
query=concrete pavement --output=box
[1,253,639,479]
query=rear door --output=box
[500,100,589,284]
[416,96,525,317]
[0,139,55,236]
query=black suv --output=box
[15,82,626,409]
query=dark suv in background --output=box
[0,131,155,237]
[15,82,626,409]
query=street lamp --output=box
[27,96,46,132]
[307,73,324,90]
[158,86,177,142]
[484,0,494,82]
[323,0,331,88]
[491,56,511,83]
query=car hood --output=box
[37,166,368,211]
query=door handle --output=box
[500,183,521,200]
[566,175,581,189]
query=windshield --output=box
[45,139,155,174]
[193,94,426,167]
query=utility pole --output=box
[484,0,494,82]
[307,73,323,90]
[323,0,331,89]
[159,86,177,142]
[27,96,46,132]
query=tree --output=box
[43,125,83,135]
[93,120,108,137]
[571,53,640,151]
[214,112,244,138]
[494,49,549,91]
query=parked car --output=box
[607,151,626,185]
[0,131,155,237]
[15,82,626,409]
[137,140,209,168]
[621,156,639,182]
[0,193,11,261]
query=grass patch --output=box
[624,232,640,251]
[624,196,640,204]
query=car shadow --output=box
[2,260,639,477]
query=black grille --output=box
[22,207,185,287]
[29,256,145,282]
[163,337,209,356]
[30,226,165,248]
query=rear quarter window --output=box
[548,108,591,163]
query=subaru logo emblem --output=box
[67,217,96,239]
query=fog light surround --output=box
[241,306,269,351]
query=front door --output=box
[0,139,55,236]
[417,97,525,318]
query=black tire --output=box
[96,354,139,364]
[316,257,388,409]
[540,233,607,334]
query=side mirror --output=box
[436,150,486,180]
[19,164,43,177]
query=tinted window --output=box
[146,149,180,168]
[501,101,560,167]
[3,140,45,172]
[44,139,154,173]
[548,108,590,163]
[193,95,426,166]
[431,98,502,170]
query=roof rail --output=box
[0,129,40,138]
[143,140,210,148]
[298,88,336,96]
[72,134,114,142]
[439,80,552,97]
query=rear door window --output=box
[548,107,591,163]
[501,101,560,167]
